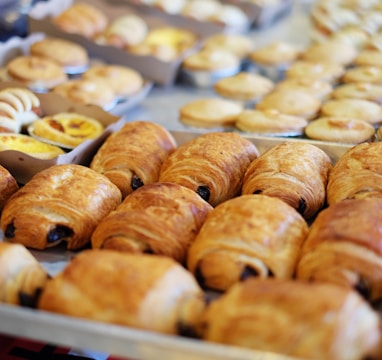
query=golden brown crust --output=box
[90,121,177,198]
[0,242,49,306]
[0,165,18,212]
[242,141,333,219]
[0,164,122,250]
[159,132,259,206]
[38,249,206,335]
[297,197,382,301]
[326,142,382,205]
[200,278,381,360]
[187,194,308,291]
[91,182,213,263]
[330,82,382,105]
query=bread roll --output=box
[200,278,381,360]
[159,132,259,206]
[1,164,122,250]
[242,141,333,219]
[187,194,308,291]
[0,242,49,307]
[38,249,206,336]
[297,197,382,302]
[90,121,177,198]
[91,182,213,264]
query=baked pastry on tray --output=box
[297,197,382,303]
[0,242,49,307]
[242,141,333,220]
[1,164,122,250]
[38,249,206,336]
[159,132,259,206]
[199,278,381,360]
[91,182,213,264]
[0,164,18,212]
[187,194,308,291]
[90,121,177,198]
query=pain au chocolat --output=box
[159,132,259,207]
[38,249,206,336]
[1,164,122,250]
[187,194,308,292]
[90,121,177,198]
[91,182,213,264]
[241,141,333,220]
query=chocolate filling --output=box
[297,197,307,216]
[4,222,15,238]
[131,174,144,191]
[47,225,74,244]
[196,185,210,202]
[354,277,370,300]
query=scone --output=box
[179,98,243,128]
[235,109,308,136]
[52,78,116,109]
[38,249,206,336]
[0,133,65,159]
[159,132,259,206]
[0,242,49,307]
[255,88,322,120]
[52,2,108,39]
[275,77,333,100]
[29,37,89,74]
[330,82,382,105]
[6,55,68,90]
[187,194,308,291]
[320,98,382,125]
[83,64,144,98]
[1,164,122,250]
[342,66,382,85]
[214,72,274,103]
[242,141,333,219]
[31,112,104,148]
[304,116,376,144]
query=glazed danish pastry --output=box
[326,142,382,205]
[200,278,381,360]
[38,249,206,336]
[0,242,49,307]
[187,194,308,291]
[90,121,177,198]
[297,197,382,302]
[1,164,122,250]
[159,132,259,206]
[241,141,333,219]
[91,182,213,264]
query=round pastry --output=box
[202,33,254,59]
[330,82,382,105]
[179,98,243,128]
[354,49,382,67]
[98,14,148,48]
[342,66,382,85]
[53,3,108,39]
[52,78,116,109]
[6,55,68,90]
[0,164,18,212]
[300,40,358,67]
[285,60,346,84]
[236,109,308,136]
[29,37,89,73]
[0,133,65,159]
[320,98,382,125]
[331,27,370,51]
[31,112,104,148]
[207,4,249,32]
[255,89,322,120]
[83,64,144,98]
[214,72,274,103]
[275,77,333,100]
[181,0,222,21]
[304,116,376,144]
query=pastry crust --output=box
[330,82,382,105]
[90,121,176,198]
[200,278,381,360]
[31,112,104,148]
[159,132,259,206]
[326,142,382,205]
[187,194,308,291]
[0,164,18,212]
[275,77,333,100]
[38,249,206,335]
[242,141,333,219]
[1,164,122,250]
[0,242,49,306]
[297,197,382,302]
[91,182,213,263]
